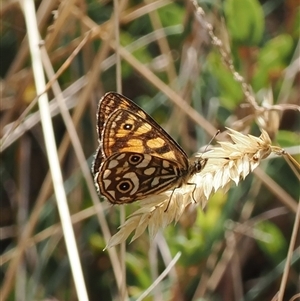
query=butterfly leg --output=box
[164,188,177,212]
[164,182,197,212]
[186,182,197,203]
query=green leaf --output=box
[224,0,264,45]
[158,3,184,27]
[255,221,287,263]
[252,34,294,90]
[276,130,300,147]
[89,233,106,252]
[208,52,243,109]
[126,253,151,288]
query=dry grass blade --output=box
[136,252,181,301]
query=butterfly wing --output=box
[97,92,154,135]
[101,107,189,168]
[93,92,191,204]
[98,152,183,204]
[93,92,162,175]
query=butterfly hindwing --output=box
[98,152,183,204]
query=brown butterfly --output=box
[93,92,207,204]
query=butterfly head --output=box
[189,157,208,175]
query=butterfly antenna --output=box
[203,130,220,153]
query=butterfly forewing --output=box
[102,108,189,168]
[93,92,143,174]
[97,92,155,141]
[93,92,186,173]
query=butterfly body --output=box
[93,92,207,204]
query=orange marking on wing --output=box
[162,151,177,161]
[146,137,166,148]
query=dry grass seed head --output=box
[106,129,279,248]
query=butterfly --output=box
[93,92,208,204]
